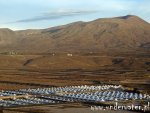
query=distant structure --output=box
[67,53,73,57]
[12,94,16,100]
[9,51,17,55]
[25,94,29,99]
[0,51,17,55]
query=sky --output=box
[0,0,150,30]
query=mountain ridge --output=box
[0,15,150,53]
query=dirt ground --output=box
[0,53,149,113]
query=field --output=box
[0,53,150,113]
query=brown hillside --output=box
[0,15,150,53]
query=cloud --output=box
[15,9,98,23]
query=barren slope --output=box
[0,15,150,53]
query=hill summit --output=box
[0,15,150,53]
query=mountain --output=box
[0,28,16,45]
[0,15,150,53]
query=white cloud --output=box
[14,9,98,23]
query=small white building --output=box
[67,53,73,57]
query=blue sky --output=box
[0,0,150,30]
